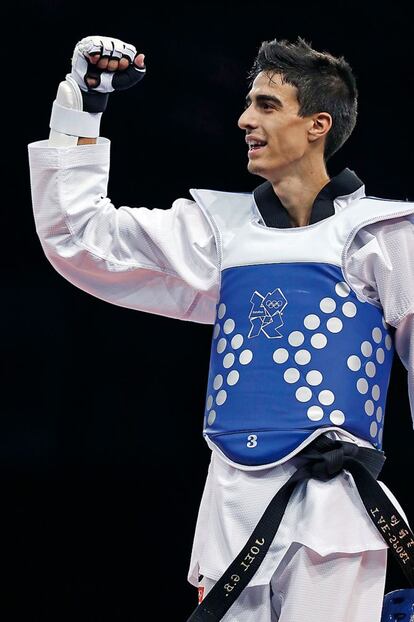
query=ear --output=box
[308,112,332,142]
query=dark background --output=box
[3,1,413,619]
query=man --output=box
[28,35,414,621]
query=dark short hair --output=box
[247,36,358,161]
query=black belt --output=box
[186,435,414,621]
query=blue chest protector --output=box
[190,186,414,467]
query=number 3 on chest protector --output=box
[247,434,258,448]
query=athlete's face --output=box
[238,71,316,180]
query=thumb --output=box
[134,53,146,68]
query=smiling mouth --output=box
[247,139,267,151]
[248,144,267,156]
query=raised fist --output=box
[68,35,146,112]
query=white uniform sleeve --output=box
[345,214,414,427]
[27,138,220,324]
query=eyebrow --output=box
[245,93,283,108]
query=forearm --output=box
[78,137,97,145]
[48,78,102,147]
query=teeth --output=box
[248,141,266,147]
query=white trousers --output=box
[197,542,388,622]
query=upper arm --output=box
[28,139,220,323]
[345,215,414,327]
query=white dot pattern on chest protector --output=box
[284,368,300,383]
[320,297,336,313]
[223,353,235,368]
[288,331,305,346]
[296,387,312,402]
[206,309,249,425]
[304,314,320,330]
[342,301,357,317]
[318,390,335,405]
[223,318,235,334]
[306,370,323,385]
[239,349,253,365]
[307,405,324,420]
[347,355,361,371]
[207,410,216,425]
[311,333,328,349]
[217,337,227,353]
[342,315,390,443]
[372,327,383,343]
[365,361,376,378]
[294,349,311,365]
[231,334,244,349]
[357,378,369,394]
[326,317,343,333]
[277,281,386,435]
[216,390,227,405]
[213,375,223,390]
[361,341,373,357]
[372,384,380,401]
[330,409,345,425]
[286,282,390,441]
[227,370,239,386]
[273,348,289,364]
[217,303,226,319]
[205,270,394,458]
[335,281,351,297]
[365,400,374,416]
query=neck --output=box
[270,164,330,227]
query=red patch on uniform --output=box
[198,586,205,603]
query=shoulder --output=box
[189,188,252,204]
[360,194,414,209]
[346,195,414,273]
[353,198,414,275]
[188,188,255,230]
[357,195,414,233]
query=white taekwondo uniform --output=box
[27,137,414,621]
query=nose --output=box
[238,105,258,131]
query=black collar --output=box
[252,168,364,228]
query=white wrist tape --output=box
[49,101,102,137]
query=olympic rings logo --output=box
[265,300,281,309]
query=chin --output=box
[247,160,268,179]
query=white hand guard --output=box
[49,35,146,145]
[69,35,146,112]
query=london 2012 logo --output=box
[248,288,288,339]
